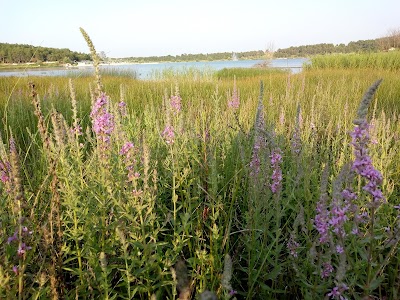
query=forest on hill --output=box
[0,43,91,64]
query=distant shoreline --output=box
[0,59,260,71]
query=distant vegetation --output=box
[274,40,378,57]
[275,29,400,57]
[0,43,91,64]
[115,50,269,63]
[306,50,400,71]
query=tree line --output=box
[2,28,399,64]
[114,50,267,63]
[274,30,400,58]
[0,43,91,64]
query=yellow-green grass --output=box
[305,50,400,71]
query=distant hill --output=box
[0,43,91,64]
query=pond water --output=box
[0,58,308,79]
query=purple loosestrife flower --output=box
[341,189,357,202]
[12,265,18,275]
[71,125,82,136]
[291,105,302,155]
[162,125,175,145]
[93,113,115,136]
[118,101,127,116]
[249,100,266,177]
[287,235,300,258]
[0,161,11,183]
[327,283,348,300]
[17,243,32,257]
[228,290,237,296]
[119,142,139,183]
[321,262,334,278]
[291,128,301,155]
[314,199,331,244]
[350,120,385,207]
[119,142,134,156]
[170,94,182,114]
[90,93,115,145]
[228,77,240,110]
[270,149,283,194]
[336,245,344,254]
[90,93,108,116]
[7,231,18,244]
[329,200,349,237]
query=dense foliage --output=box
[0,43,91,64]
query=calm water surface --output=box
[0,58,308,79]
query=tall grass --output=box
[0,34,399,299]
[305,51,400,71]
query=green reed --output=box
[305,51,400,71]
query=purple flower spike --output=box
[120,142,134,156]
[321,262,334,278]
[350,120,385,206]
[270,149,283,194]
[7,231,18,244]
[170,95,182,114]
[162,125,175,145]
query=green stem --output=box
[366,207,375,295]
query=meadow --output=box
[0,31,399,300]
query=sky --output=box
[1,0,399,58]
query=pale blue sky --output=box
[1,0,399,58]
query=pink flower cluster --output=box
[249,137,262,176]
[0,160,11,183]
[321,262,334,278]
[118,101,127,116]
[249,108,265,177]
[228,77,240,109]
[291,128,301,155]
[270,149,283,194]
[350,120,384,207]
[119,142,134,156]
[90,93,115,144]
[71,125,82,136]
[314,198,331,244]
[329,200,349,238]
[327,283,348,300]
[7,224,33,273]
[287,235,299,258]
[119,142,140,182]
[170,95,182,114]
[162,125,175,145]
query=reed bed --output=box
[305,50,400,71]
[0,35,399,299]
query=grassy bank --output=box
[0,62,66,70]
[0,65,399,299]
